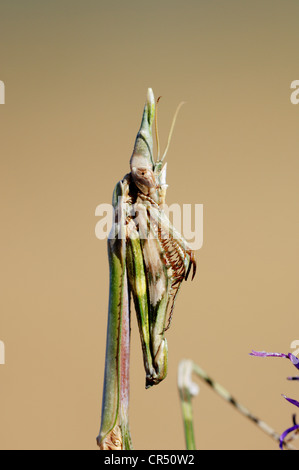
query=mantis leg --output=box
[97,181,133,450]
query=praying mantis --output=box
[97,89,197,450]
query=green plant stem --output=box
[178,360,198,450]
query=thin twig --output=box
[178,360,296,450]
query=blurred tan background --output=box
[0,0,299,450]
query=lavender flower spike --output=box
[282,395,299,409]
[251,350,299,450]
[250,350,299,370]
[250,350,288,358]
[279,422,299,450]
[279,398,299,449]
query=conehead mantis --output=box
[97,89,197,450]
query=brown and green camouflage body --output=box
[97,89,196,450]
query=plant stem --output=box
[97,221,133,450]
[178,360,198,450]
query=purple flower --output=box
[279,400,299,450]
[282,395,299,408]
[250,350,299,450]
[250,350,299,369]
[250,350,299,380]
[279,415,299,450]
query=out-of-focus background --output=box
[0,0,298,450]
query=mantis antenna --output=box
[160,101,185,163]
[155,96,162,162]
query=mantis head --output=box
[130,88,184,203]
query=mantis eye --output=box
[131,166,156,189]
